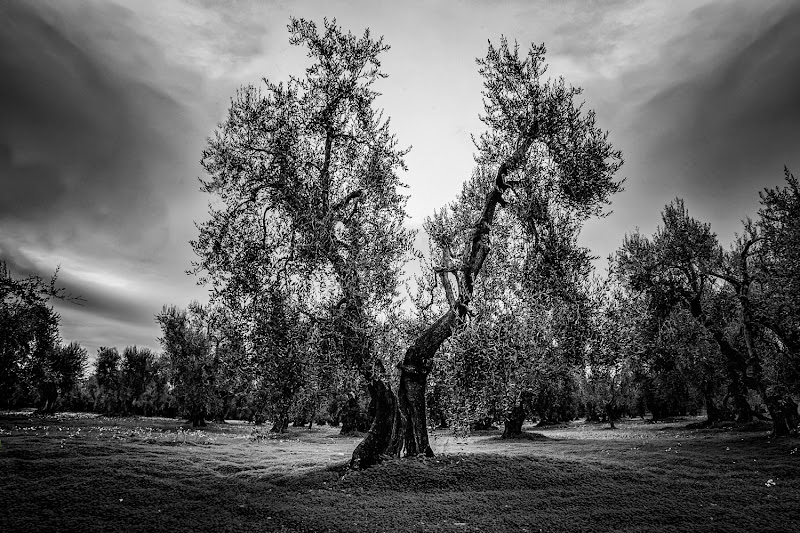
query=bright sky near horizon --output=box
[1,0,799,358]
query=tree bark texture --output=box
[502,404,527,438]
[396,309,459,457]
[349,379,404,469]
[270,415,288,433]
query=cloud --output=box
[567,0,800,262]
[632,2,800,207]
[0,2,202,256]
[0,1,229,352]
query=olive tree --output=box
[616,197,799,435]
[119,346,157,415]
[192,21,622,467]
[192,18,413,444]
[32,341,87,414]
[93,346,122,413]
[424,165,594,437]
[0,260,85,411]
[755,168,800,402]
[706,169,800,435]
[352,38,622,466]
[156,303,217,427]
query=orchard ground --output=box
[1,411,798,532]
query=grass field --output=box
[1,411,798,532]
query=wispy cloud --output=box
[0,1,228,353]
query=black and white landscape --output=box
[2,1,799,532]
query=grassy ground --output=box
[1,411,798,532]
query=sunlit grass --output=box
[1,413,798,532]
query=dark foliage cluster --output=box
[0,261,87,413]
[603,171,800,435]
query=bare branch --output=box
[331,189,365,212]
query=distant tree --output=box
[30,341,88,414]
[581,278,636,427]
[93,346,122,413]
[591,266,725,424]
[60,374,96,412]
[756,167,800,360]
[356,37,622,465]
[156,304,216,427]
[89,346,174,417]
[699,170,800,436]
[139,352,174,417]
[754,170,800,428]
[617,197,800,435]
[614,200,748,422]
[250,285,309,432]
[707,229,796,433]
[182,303,250,423]
[0,260,85,411]
[119,346,157,415]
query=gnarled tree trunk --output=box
[711,241,798,436]
[502,391,532,438]
[349,379,404,469]
[396,309,459,457]
[502,405,526,438]
[270,414,288,433]
[350,311,459,468]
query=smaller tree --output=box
[140,352,175,417]
[614,200,752,422]
[156,304,216,427]
[31,341,88,414]
[249,285,310,432]
[615,197,800,435]
[120,346,157,415]
[94,347,122,413]
[1,261,64,407]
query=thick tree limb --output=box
[388,125,539,461]
[438,272,458,309]
[331,189,365,212]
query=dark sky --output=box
[1,0,799,359]
[0,0,223,354]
